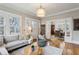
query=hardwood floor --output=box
[63,42,79,55]
[48,38,79,55]
[10,38,79,55]
[48,38,64,48]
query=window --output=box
[0,16,4,35]
[9,17,20,34]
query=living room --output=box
[0,3,79,55]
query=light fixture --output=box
[36,5,45,17]
[28,26,32,31]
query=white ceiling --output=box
[0,3,79,19]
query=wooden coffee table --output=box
[24,42,43,55]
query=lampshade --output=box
[28,26,32,31]
[37,5,45,17]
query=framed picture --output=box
[73,19,79,30]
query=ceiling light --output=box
[36,5,45,17]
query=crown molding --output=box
[45,7,79,18]
[0,4,79,20]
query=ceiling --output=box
[0,3,79,19]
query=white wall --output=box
[41,10,79,24]
[45,20,51,39]
[64,17,73,42]
[73,31,79,41]
[41,10,79,43]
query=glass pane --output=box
[0,27,4,35]
[0,16,4,35]
[10,27,15,34]
[0,16,4,25]
[9,17,20,34]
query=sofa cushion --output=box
[4,35,19,43]
[0,36,3,46]
[5,40,28,48]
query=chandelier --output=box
[36,5,45,17]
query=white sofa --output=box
[5,35,33,51]
[0,35,33,51]
[5,39,29,51]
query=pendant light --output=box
[36,5,45,17]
